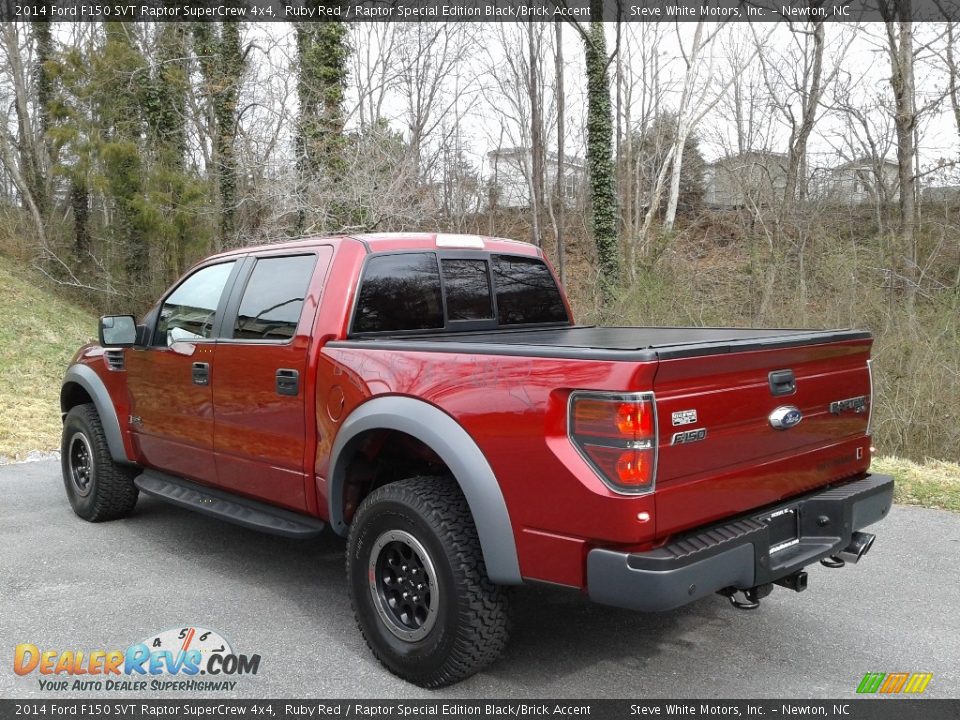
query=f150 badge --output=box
[769,405,803,429]
[671,428,707,445]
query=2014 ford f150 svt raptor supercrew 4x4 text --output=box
[60,233,894,687]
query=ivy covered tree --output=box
[30,16,53,220]
[193,21,245,250]
[96,24,151,290]
[143,24,196,279]
[295,10,350,233]
[582,7,620,298]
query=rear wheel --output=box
[61,404,139,521]
[346,476,509,687]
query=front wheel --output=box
[346,476,509,688]
[61,403,139,521]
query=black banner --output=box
[2,700,959,720]
[3,0,960,23]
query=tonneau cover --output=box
[332,325,871,361]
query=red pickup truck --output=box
[60,233,893,687]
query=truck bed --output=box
[333,326,871,361]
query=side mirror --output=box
[99,315,138,347]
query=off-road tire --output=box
[61,403,139,521]
[346,476,509,688]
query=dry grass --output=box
[873,456,960,513]
[0,257,97,460]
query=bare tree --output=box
[754,14,830,218]
[879,1,919,291]
[481,23,554,246]
[350,23,400,131]
[552,20,566,283]
[0,22,47,241]
[528,20,546,247]
[639,22,762,242]
[396,23,476,184]
[825,68,898,233]
[615,22,670,272]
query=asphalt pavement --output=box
[2,460,958,699]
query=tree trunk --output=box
[583,7,620,296]
[882,1,918,291]
[554,20,565,285]
[295,19,349,233]
[2,23,48,223]
[662,21,705,232]
[948,24,960,147]
[781,17,825,220]
[70,180,90,257]
[528,21,545,248]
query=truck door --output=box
[126,259,241,484]
[211,249,332,512]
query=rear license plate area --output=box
[763,507,799,554]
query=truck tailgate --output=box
[652,337,874,537]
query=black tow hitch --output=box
[720,569,808,610]
[775,570,808,592]
[719,583,773,610]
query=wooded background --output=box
[1,12,958,462]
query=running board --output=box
[135,471,326,539]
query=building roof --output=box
[706,150,789,167]
[488,147,586,168]
[831,157,899,171]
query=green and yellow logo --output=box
[857,672,933,694]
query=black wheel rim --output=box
[368,529,438,642]
[68,432,94,498]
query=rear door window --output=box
[353,253,444,333]
[232,254,318,341]
[492,255,568,325]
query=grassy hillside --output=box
[0,257,97,460]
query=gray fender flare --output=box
[328,395,522,585]
[61,364,131,464]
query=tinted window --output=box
[492,255,568,325]
[353,253,443,333]
[441,259,493,321]
[233,255,317,341]
[155,261,236,345]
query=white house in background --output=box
[486,147,586,210]
[821,158,900,205]
[703,151,790,208]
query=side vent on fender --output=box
[104,350,125,372]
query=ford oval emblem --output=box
[769,405,803,430]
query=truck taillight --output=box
[568,391,658,494]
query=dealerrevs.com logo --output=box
[14,626,261,692]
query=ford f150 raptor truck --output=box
[60,233,893,687]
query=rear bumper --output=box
[587,473,894,612]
